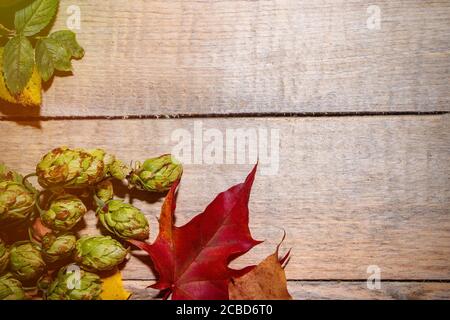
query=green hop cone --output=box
[105,156,131,181]
[0,164,37,194]
[36,147,130,189]
[0,273,27,300]
[40,195,87,231]
[9,241,45,283]
[0,163,22,183]
[0,239,9,274]
[74,235,128,272]
[46,265,102,300]
[97,200,149,240]
[41,233,77,265]
[36,147,108,189]
[0,180,35,230]
[37,273,53,293]
[95,180,114,203]
[128,154,183,192]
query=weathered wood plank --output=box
[124,280,450,300]
[0,115,449,280]
[1,0,449,117]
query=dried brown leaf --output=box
[229,249,292,300]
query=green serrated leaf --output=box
[50,30,84,59]
[15,0,59,36]
[35,37,71,80]
[3,35,34,94]
[35,39,54,81]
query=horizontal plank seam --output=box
[288,279,450,283]
[0,111,448,122]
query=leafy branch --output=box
[1,0,84,95]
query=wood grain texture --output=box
[124,280,450,300]
[1,0,449,117]
[1,115,449,280]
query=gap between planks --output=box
[0,111,448,122]
[123,278,450,283]
[123,280,450,300]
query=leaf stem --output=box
[34,190,46,216]
[93,193,106,210]
[0,23,14,34]
[22,172,37,183]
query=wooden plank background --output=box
[1,116,449,299]
[0,0,449,118]
[1,0,450,299]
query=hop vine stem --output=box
[23,173,37,182]
[93,193,106,210]
[0,23,14,35]
[22,173,38,194]
[34,190,47,216]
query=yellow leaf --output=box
[0,47,42,107]
[100,268,132,300]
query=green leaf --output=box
[15,0,59,36]
[3,35,34,94]
[35,39,54,81]
[50,30,84,59]
[35,37,71,81]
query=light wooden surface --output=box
[1,115,449,282]
[1,0,449,300]
[1,0,449,117]
[124,280,450,300]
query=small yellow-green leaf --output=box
[100,268,132,300]
[0,47,42,106]
[15,0,59,37]
[50,30,84,59]
[3,35,34,94]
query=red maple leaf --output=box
[129,165,261,300]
